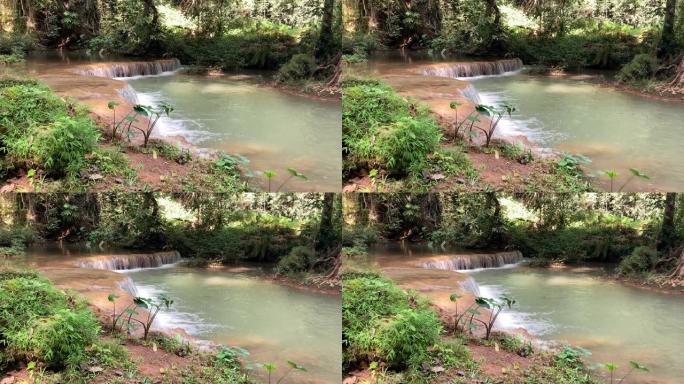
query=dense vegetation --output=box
[342,78,478,190]
[0,192,342,278]
[343,0,684,93]
[343,192,684,283]
[1,0,341,85]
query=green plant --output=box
[127,294,174,340]
[130,103,174,147]
[557,153,591,173]
[616,54,659,83]
[276,54,317,83]
[602,361,649,383]
[556,346,591,367]
[0,270,99,369]
[260,361,307,384]
[277,168,308,191]
[276,245,316,275]
[617,246,658,276]
[473,104,516,147]
[377,117,442,176]
[376,308,442,369]
[471,295,516,340]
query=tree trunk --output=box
[658,0,678,59]
[317,0,338,62]
[658,193,677,253]
[316,193,337,253]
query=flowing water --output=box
[471,267,684,384]
[366,242,684,384]
[3,51,341,192]
[9,244,341,384]
[467,74,684,191]
[125,266,342,384]
[126,75,342,191]
[359,51,684,191]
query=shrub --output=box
[617,246,659,276]
[616,54,659,83]
[276,54,317,83]
[33,116,100,177]
[0,78,100,178]
[342,271,443,371]
[376,308,442,369]
[377,117,442,177]
[163,25,298,71]
[276,245,316,274]
[0,270,99,370]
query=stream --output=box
[360,51,684,192]
[368,243,684,384]
[2,51,341,192]
[9,243,341,384]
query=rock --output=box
[431,366,446,373]
[87,366,104,373]
[0,184,15,193]
[114,370,124,376]
[430,173,446,181]
[114,177,124,184]
[456,178,466,184]
[342,184,357,193]
[88,173,104,181]
[457,370,466,376]
[1,376,16,384]
[342,377,357,384]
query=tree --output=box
[658,0,678,58]
[317,0,338,61]
[658,192,677,253]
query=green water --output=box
[126,267,342,384]
[470,74,684,191]
[471,267,684,383]
[127,75,342,192]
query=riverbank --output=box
[342,58,595,193]
[0,267,255,384]
[341,267,602,384]
[1,53,341,192]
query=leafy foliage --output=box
[0,270,99,370]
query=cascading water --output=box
[458,276,481,295]
[117,84,139,103]
[78,58,181,78]
[117,276,139,295]
[419,251,523,271]
[420,58,523,79]
[78,251,182,271]
[460,84,481,103]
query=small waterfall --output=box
[459,276,481,295]
[460,84,481,103]
[421,58,523,79]
[117,276,139,295]
[78,58,181,79]
[420,251,523,271]
[79,251,181,271]
[117,84,139,103]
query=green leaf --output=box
[287,361,307,372]
[108,293,119,302]
[449,293,462,301]
[449,101,463,109]
[629,361,649,372]
[628,168,650,180]
[107,101,120,109]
